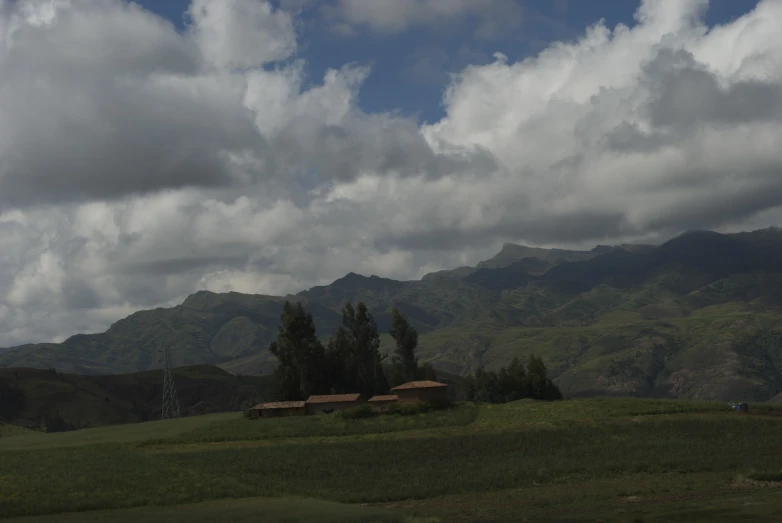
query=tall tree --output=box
[325,302,358,394]
[326,301,388,397]
[418,361,438,381]
[0,379,26,421]
[388,307,419,386]
[525,354,562,400]
[268,301,327,400]
[353,302,387,396]
[325,326,354,393]
[500,356,526,401]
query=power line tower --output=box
[158,345,180,420]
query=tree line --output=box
[0,379,82,432]
[268,301,435,401]
[0,379,26,421]
[463,355,562,403]
[268,301,561,404]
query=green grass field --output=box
[0,412,239,450]
[0,422,38,438]
[2,398,782,522]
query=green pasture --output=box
[2,397,782,522]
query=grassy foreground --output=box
[2,398,782,522]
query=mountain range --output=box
[2,227,782,402]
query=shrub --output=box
[385,399,455,416]
[385,402,400,414]
[38,410,78,433]
[429,398,455,410]
[240,397,263,419]
[747,471,782,483]
[336,404,375,419]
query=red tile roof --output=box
[251,401,306,410]
[390,380,447,391]
[306,393,362,404]
[368,395,398,402]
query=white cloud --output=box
[421,0,782,241]
[2,0,782,348]
[0,0,432,209]
[187,0,297,70]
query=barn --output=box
[367,394,398,412]
[305,393,363,414]
[390,380,448,404]
[250,401,307,418]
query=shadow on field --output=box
[538,489,782,523]
[2,497,437,523]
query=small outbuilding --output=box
[390,380,448,404]
[306,393,363,414]
[367,394,398,412]
[250,401,307,419]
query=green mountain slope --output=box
[2,227,782,402]
[478,243,605,268]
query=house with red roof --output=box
[390,380,448,404]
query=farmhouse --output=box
[391,380,448,404]
[367,394,398,412]
[305,393,363,414]
[250,401,306,419]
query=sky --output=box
[1,0,781,347]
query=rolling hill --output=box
[2,227,782,402]
[0,365,270,431]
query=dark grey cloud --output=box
[605,123,675,153]
[0,82,261,206]
[0,0,259,207]
[273,116,498,182]
[378,209,630,252]
[645,49,782,129]
[61,278,101,310]
[122,256,251,276]
[643,169,782,232]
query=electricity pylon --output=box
[159,345,180,420]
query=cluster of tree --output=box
[464,355,562,403]
[0,379,26,421]
[268,301,431,401]
[37,410,80,433]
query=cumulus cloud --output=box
[0,0,249,205]
[2,0,782,348]
[187,0,297,69]
[0,0,469,208]
[420,0,782,242]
